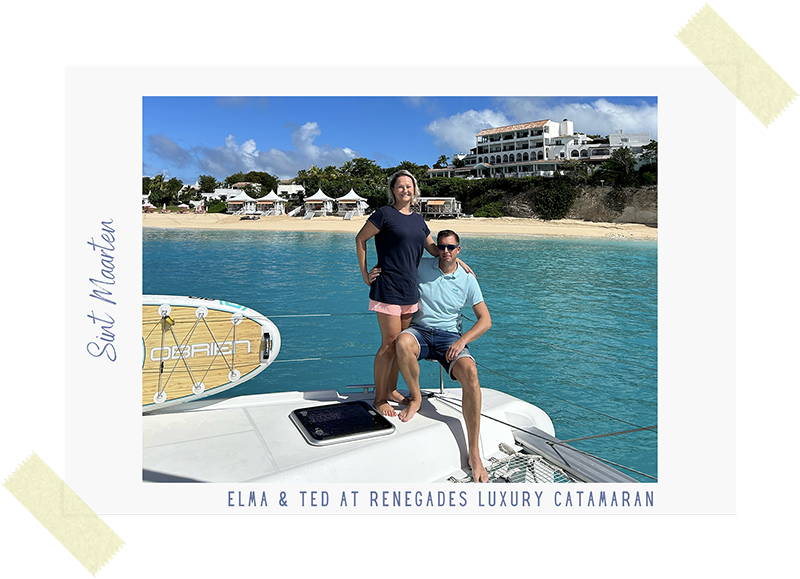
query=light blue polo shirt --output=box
[410,257,484,334]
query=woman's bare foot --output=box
[373,399,396,417]
[397,397,421,422]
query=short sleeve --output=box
[466,276,484,308]
[368,207,385,230]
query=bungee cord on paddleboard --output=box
[144,309,243,401]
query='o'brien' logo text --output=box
[150,340,252,362]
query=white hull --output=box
[143,386,637,483]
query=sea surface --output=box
[143,228,658,482]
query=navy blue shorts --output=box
[400,326,474,380]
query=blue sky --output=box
[143,96,658,183]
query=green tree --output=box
[178,188,196,204]
[198,174,219,193]
[640,140,658,167]
[220,171,280,198]
[295,165,325,196]
[385,161,429,184]
[147,175,183,206]
[163,177,184,205]
[142,176,152,196]
[341,158,385,186]
[224,172,247,188]
[560,159,590,185]
[147,174,166,205]
[243,171,280,198]
[637,140,658,185]
[601,147,637,188]
[433,154,449,169]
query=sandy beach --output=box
[142,212,657,241]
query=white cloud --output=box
[501,97,658,139]
[424,109,511,154]
[290,121,322,160]
[184,122,359,179]
[146,134,193,167]
[281,121,358,171]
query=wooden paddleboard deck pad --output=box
[142,295,280,412]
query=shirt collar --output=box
[437,261,460,279]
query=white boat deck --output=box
[143,387,555,483]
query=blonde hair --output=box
[387,170,421,205]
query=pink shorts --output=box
[369,300,419,317]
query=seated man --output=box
[394,229,491,483]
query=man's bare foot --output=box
[373,399,396,417]
[398,397,421,422]
[470,457,489,483]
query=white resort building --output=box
[277,180,305,200]
[428,120,651,179]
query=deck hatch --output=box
[290,401,395,446]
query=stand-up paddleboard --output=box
[142,295,280,412]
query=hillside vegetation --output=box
[421,178,657,225]
[420,146,658,224]
[484,185,658,225]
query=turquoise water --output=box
[143,228,658,481]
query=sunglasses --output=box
[437,244,459,251]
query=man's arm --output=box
[445,301,491,362]
[423,233,440,257]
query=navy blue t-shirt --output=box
[368,206,430,305]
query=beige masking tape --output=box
[676,3,797,127]
[3,452,124,575]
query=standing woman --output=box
[356,170,440,417]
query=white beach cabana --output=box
[418,197,462,219]
[303,188,334,216]
[226,191,259,214]
[256,190,287,215]
[336,188,369,217]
